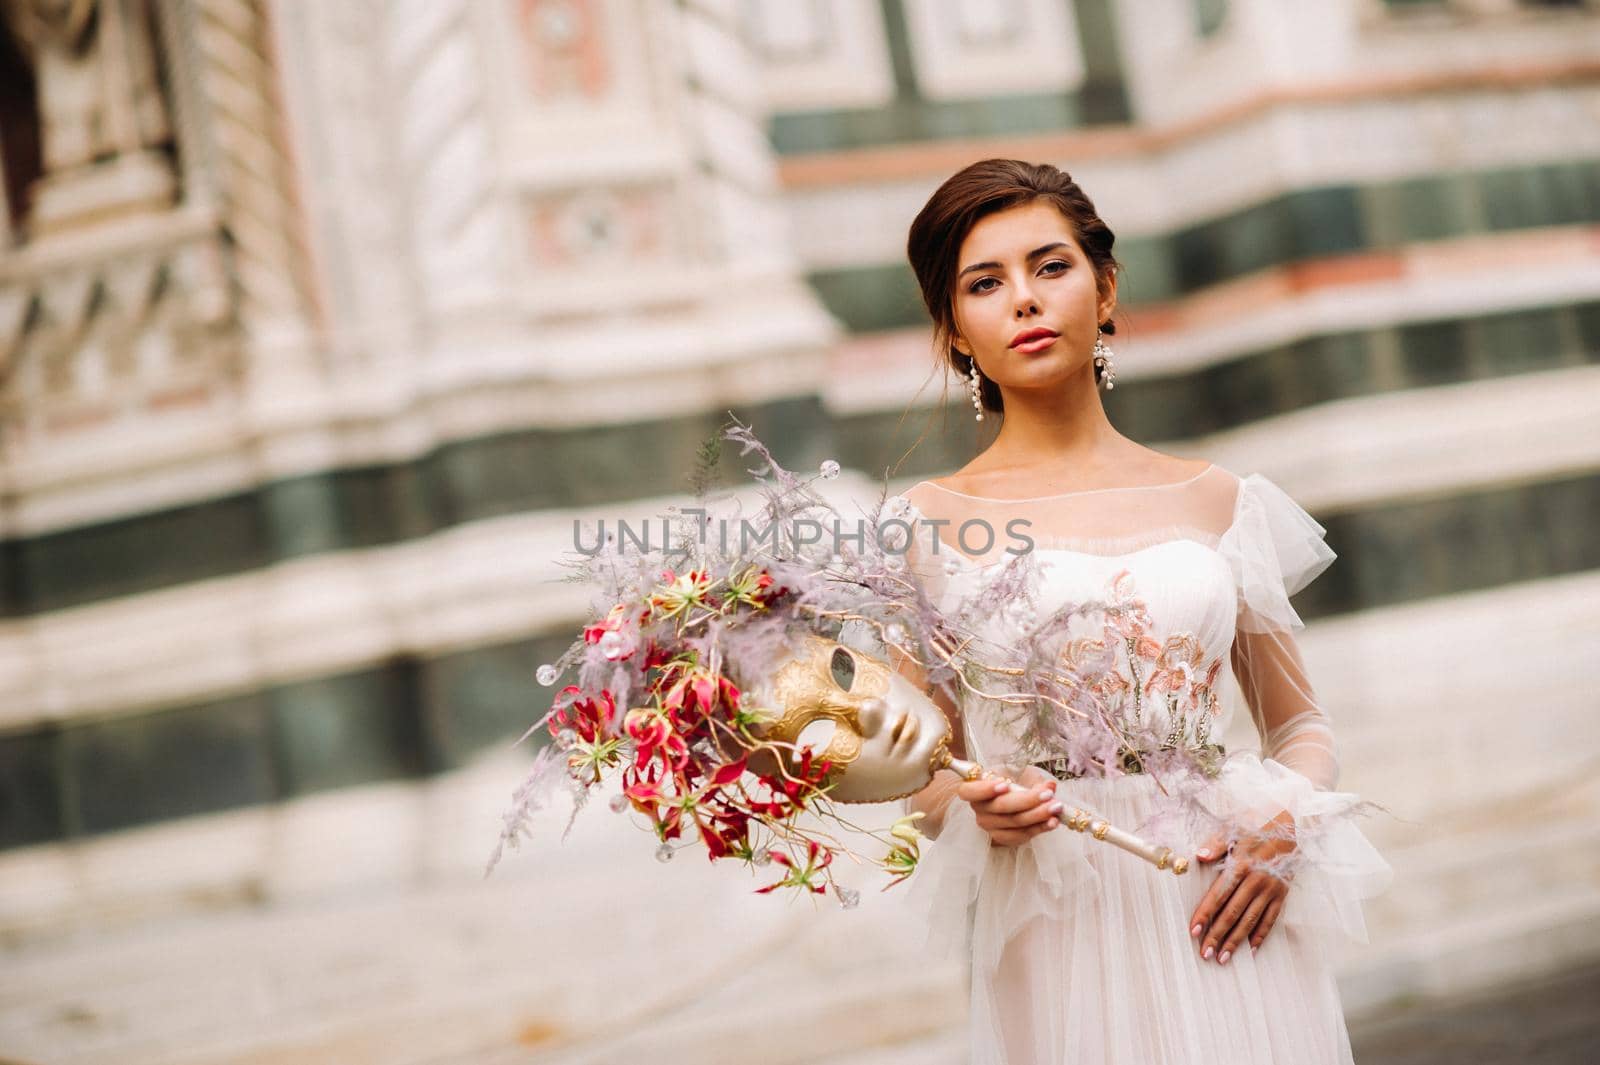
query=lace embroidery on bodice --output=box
[887,465,1339,790]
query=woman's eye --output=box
[967,261,1067,294]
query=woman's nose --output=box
[1013,283,1039,317]
[857,697,887,737]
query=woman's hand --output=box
[1189,809,1297,964]
[957,765,1064,847]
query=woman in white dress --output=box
[890,160,1393,1064]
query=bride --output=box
[887,159,1392,1064]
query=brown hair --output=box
[906,158,1122,415]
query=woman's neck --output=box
[981,376,1128,476]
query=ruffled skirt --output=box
[905,756,1393,1065]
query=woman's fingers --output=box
[1202,873,1285,964]
[955,777,1011,805]
[1219,890,1272,963]
[1189,859,1247,955]
[1194,832,1231,863]
[1199,875,1251,962]
[1250,896,1285,951]
[976,793,1063,830]
[986,817,1060,847]
[959,769,1066,846]
[964,780,1057,817]
[1012,798,1066,827]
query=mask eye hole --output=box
[829,646,856,692]
[798,718,836,752]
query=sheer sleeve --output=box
[1210,474,1393,943]
[1222,473,1339,791]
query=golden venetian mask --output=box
[750,634,952,803]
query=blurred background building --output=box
[2,1,1598,1062]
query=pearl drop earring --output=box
[967,357,984,421]
[1093,327,1117,391]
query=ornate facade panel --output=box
[187,0,317,341]
[899,0,1086,102]
[744,0,896,112]
[0,0,259,471]
[387,0,508,318]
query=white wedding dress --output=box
[888,465,1393,1065]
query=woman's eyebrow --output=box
[957,241,1071,281]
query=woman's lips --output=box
[1013,333,1058,354]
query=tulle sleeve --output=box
[1221,474,1340,789]
[1210,474,1393,944]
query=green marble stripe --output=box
[2,468,1596,851]
[0,396,830,618]
[833,297,1600,481]
[0,628,574,850]
[808,160,1600,330]
[768,0,1130,155]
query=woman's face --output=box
[950,199,1116,395]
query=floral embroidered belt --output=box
[1031,742,1228,781]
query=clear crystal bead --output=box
[598,630,626,659]
[536,664,559,686]
[608,794,629,813]
[655,843,674,863]
[835,885,860,909]
[885,622,908,645]
[556,729,578,747]
[753,849,772,867]
[819,459,841,480]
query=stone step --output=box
[809,1026,970,1065]
[1357,769,1600,937]
[1343,887,1600,1019]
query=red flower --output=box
[623,776,665,813]
[625,707,688,771]
[709,756,748,787]
[547,686,616,744]
[583,602,628,644]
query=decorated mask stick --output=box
[753,636,1189,876]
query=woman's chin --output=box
[996,358,1082,387]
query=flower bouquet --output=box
[485,418,1205,904]
[483,419,949,905]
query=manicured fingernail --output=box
[1202,945,1214,960]
[995,781,1010,792]
[1038,788,1054,800]
[1050,802,1065,815]
[1197,848,1211,859]
[1190,923,1203,938]
[1047,817,1059,829]
[1219,950,1231,965]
